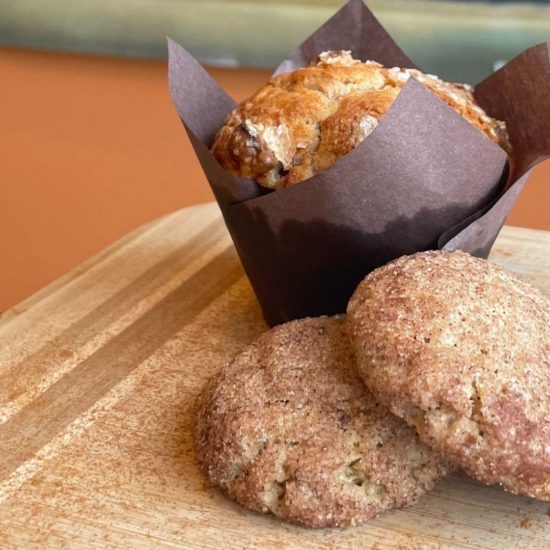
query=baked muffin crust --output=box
[212,51,510,188]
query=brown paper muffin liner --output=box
[168,0,550,326]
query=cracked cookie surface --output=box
[347,251,550,501]
[195,316,451,527]
[211,50,510,189]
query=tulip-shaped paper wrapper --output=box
[168,0,550,326]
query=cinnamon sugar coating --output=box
[195,316,451,527]
[347,251,550,501]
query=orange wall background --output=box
[1,47,549,313]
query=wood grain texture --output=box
[0,202,549,549]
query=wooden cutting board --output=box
[0,202,549,549]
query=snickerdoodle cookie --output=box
[347,251,550,501]
[195,316,451,527]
